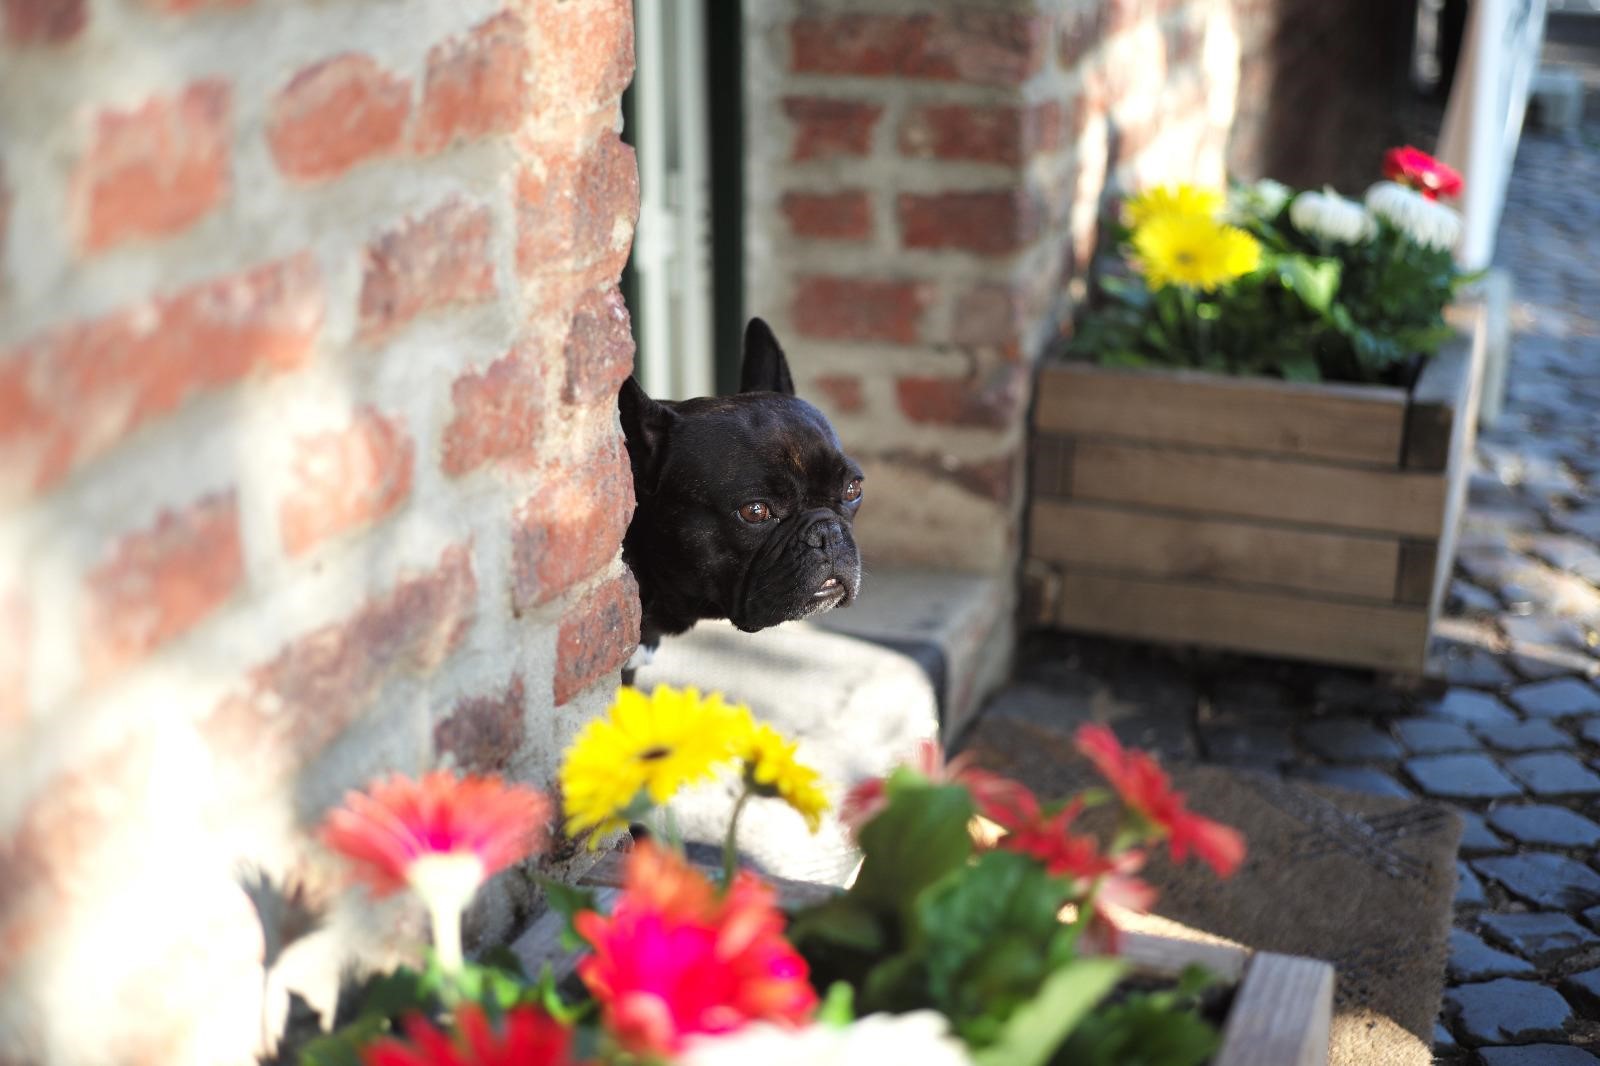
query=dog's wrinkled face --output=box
[620,320,863,644]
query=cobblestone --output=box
[1501,752,1600,796]
[1474,720,1574,752]
[1457,862,1488,908]
[1473,853,1600,910]
[1405,753,1524,799]
[1428,690,1522,727]
[1288,765,1413,799]
[1487,805,1600,848]
[1478,1047,1600,1066]
[1511,678,1600,719]
[1561,967,1600,1016]
[1478,912,1600,967]
[1448,929,1537,981]
[1393,717,1481,755]
[1299,718,1404,762]
[1443,979,1571,1045]
[1458,811,1511,854]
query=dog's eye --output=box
[737,501,772,524]
[842,478,863,503]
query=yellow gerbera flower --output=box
[560,684,749,843]
[1120,184,1225,228]
[739,721,831,833]
[1131,214,1261,291]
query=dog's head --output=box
[620,319,863,638]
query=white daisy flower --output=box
[1289,187,1376,244]
[1364,180,1463,252]
[678,1012,975,1066]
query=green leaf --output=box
[1053,979,1221,1066]
[972,958,1124,1066]
[352,966,434,1023]
[538,877,600,951]
[298,1016,387,1066]
[1278,354,1321,383]
[787,896,886,954]
[849,772,975,920]
[1277,256,1341,315]
[818,982,856,1027]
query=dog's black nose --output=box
[803,514,843,552]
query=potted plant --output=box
[1028,148,1484,673]
[256,684,1333,1066]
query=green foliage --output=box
[788,771,1213,1066]
[1052,967,1222,1066]
[1074,183,1474,385]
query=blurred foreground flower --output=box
[1382,145,1463,200]
[1289,188,1375,244]
[1365,181,1463,252]
[321,771,550,970]
[361,1005,575,1066]
[738,719,830,832]
[575,841,816,1056]
[561,684,750,844]
[678,1011,974,1066]
[839,738,1032,834]
[1132,214,1261,291]
[1074,725,1245,877]
[1120,183,1224,227]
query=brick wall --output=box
[745,0,1410,578]
[0,2,638,1062]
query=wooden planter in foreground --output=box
[1025,306,1486,674]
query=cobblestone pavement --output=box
[962,58,1600,1066]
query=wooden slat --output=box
[1402,329,1475,471]
[1053,571,1431,672]
[1214,953,1334,1066]
[1031,435,1074,498]
[1395,539,1440,606]
[1036,362,1408,465]
[1069,439,1448,538]
[1425,307,1486,628]
[1029,500,1401,601]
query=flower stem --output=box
[430,899,465,976]
[723,787,753,889]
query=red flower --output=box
[986,792,1158,910]
[1074,725,1246,878]
[840,739,1036,833]
[362,1006,575,1066]
[574,842,817,1056]
[320,771,551,897]
[1382,146,1463,201]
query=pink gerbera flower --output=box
[840,739,1035,833]
[320,771,551,970]
[362,1005,576,1066]
[1074,725,1246,878]
[574,842,817,1056]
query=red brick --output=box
[84,491,243,678]
[791,13,1048,87]
[71,80,231,253]
[280,409,413,557]
[952,283,1026,354]
[554,569,639,706]
[562,284,634,404]
[515,134,638,279]
[781,190,871,241]
[414,11,529,155]
[900,104,1027,165]
[267,53,410,183]
[0,253,323,505]
[528,0,633,119]
[877,449,1018,504]
[358,197,495,343]
[812,374,865,414]
[512,433,633,613]
[435,674,525,774]
[441,343,545,477]
[202,543,476,775]
[781,97,883,162]
[0,739,156,986]
[3,0,85,44]
[0,592,27,733]
[898,190,1044,255]
[792,276,930,345]
[895,365,1027,429]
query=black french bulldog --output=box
[618,318,864,678]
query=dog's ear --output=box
[738,318,795,396]
[619,376,676,491]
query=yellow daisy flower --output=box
[560,684,749,843]
[1131,214,1261,291]
[739,721,831,833]
[1120,184,1225,228]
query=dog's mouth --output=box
[812,575,847,603]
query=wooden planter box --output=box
[556,854,1335,1066]
[1025,307,1486,674]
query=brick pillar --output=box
[0,2,638,1061]
[745,0,1234,577]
